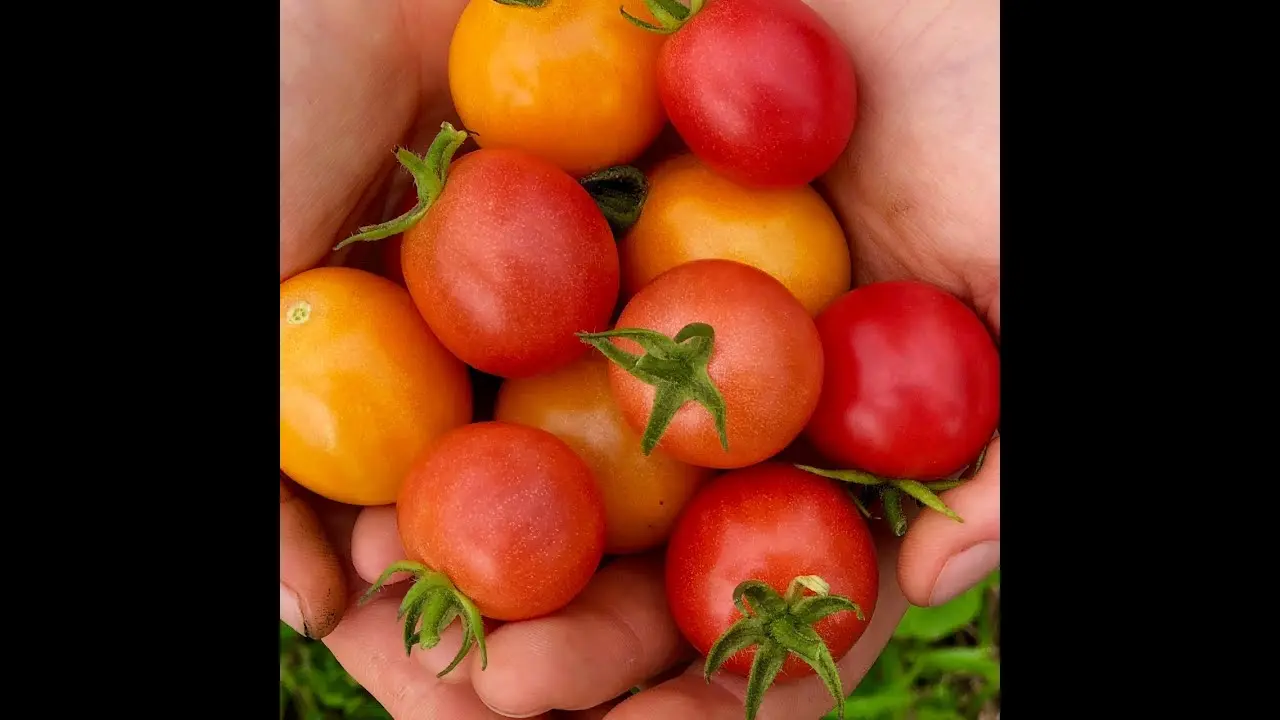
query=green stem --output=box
[704,575,864,720]
[493,0,547,7]
[578,322,727,455]
[621,0,705,34]
[332,122,469,252]
[579,165,649,237]
[795,465,965,537]
[359,560,488,676]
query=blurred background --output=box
[279,569,999,719]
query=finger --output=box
[323,589,544,720]
[552,696,626,720]
[471,553,691,717]
[280,474,348,639]
[898,436,1001,606]
[603,540,910,720]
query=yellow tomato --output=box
[494,353,711,554]
[621,153,852,315]
[280,267,472,506]
[448,0,667,177]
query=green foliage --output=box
[823,570,1001,720]
[279,570,1000,719]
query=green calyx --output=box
[578,322,727,456]
[332,122,469,252]
[578,165,649,237]
[622,0,705,35]
[795,444,992,537]
[493,0,547,7]
[358,560,488,678]
[705,575,865,720]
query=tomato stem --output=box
[794,465,965,537]
[704,575,864,720]
[578,165,649,237]
[578,322,728,456]
[333,122,470,252]
[621,0,704,35]
[359,560,488,676]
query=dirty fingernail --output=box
[281,584,308,637]
[929,541,1000,606]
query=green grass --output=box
[280,570,999,719]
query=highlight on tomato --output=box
[279,267,472,506]
[448,0,668,178]
[495,352,712,554]
[361,421,607,675]
[334,123,634,379]
[623,0,858,188]
[799,280,1001,535]
[578,258,824,469]
[619,152,851,316]
[665,463,879,720]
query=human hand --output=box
[279,0,999,717]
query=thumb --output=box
[897,436,1000,606]
[280,474,349,638]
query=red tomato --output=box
[805,281,1001,480]
[588,259,823,469]
[650,0,857,188]
[665,463,878,680]
[396,421,606,621]
[403,148,619,378]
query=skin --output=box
[279,267,472,506]
[280,0,999,717]
[449,0,667,177]
[805,280,1001,479]
[605,259,824,469]
[665,463,878,679]
[397,422,606,621]
[402,147,619,379]
[658,0,857,188]
[620,153,851,316]
[494,353,713,555]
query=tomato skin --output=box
[620,153,851,316]
[280,267,472,505]
[665,463,878,678]
[606,259,823,469]
[448,0,667,177]
[805,281,1001,480]
[402,148,619,379]
[397,421,606,621]
[494,353,712,555]
[658,0,857,188]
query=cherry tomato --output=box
[494,353,712,555]
[620,153,851,315]
[397,421,606,621]
[448,0,667,177]
[665,463,878,680]
[805,280,1001,480]
[587,259,823,469]
[280,267,472,505]
[403,146,619,378]
[641,0,857,188]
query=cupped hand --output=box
[279,0,999,717]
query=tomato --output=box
[665,463,877,715]
[638,0,857,188]
[494,353,712,555]
[402,143,619,379]
[581,259,823,469]
[280,267,472,505]
[619,153,851,316]
[396,421,606,621]
[448,0,667,177]
[805,281,1001,480]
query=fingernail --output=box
[929,541,1000,606]
[280,584,308,637]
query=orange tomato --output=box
[280,267,472,505]
[494,353,711,554]
[620,153,852,316]
[448,0,667,178]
